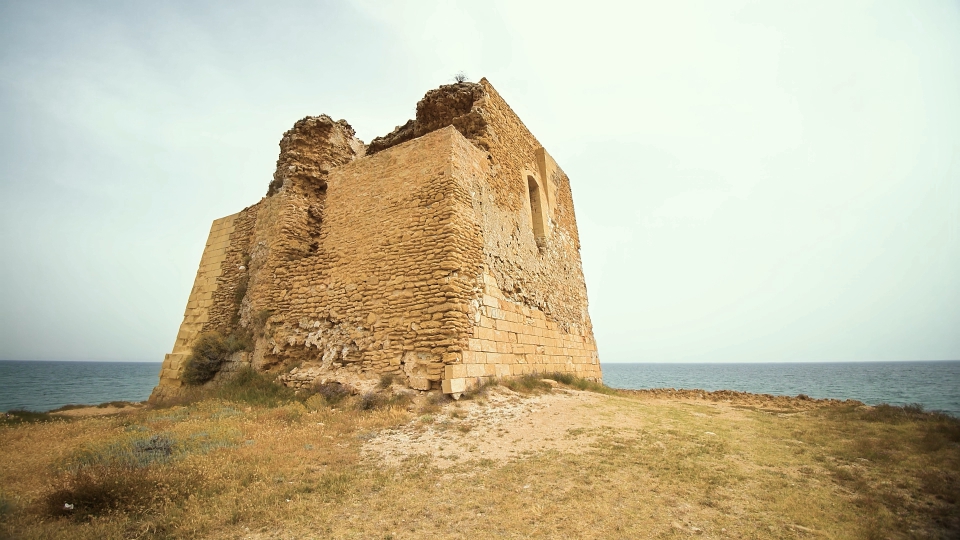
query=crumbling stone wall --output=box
[268,127,485,390]
[150,79,600,403]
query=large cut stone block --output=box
[441,377,467,394]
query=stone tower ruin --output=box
[150,78,601,403]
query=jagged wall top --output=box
[266,115,366,197]
[367,82,489,155]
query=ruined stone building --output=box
[150,79,601,403]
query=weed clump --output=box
[312,381,352,406]
[358,392,388,411]
[40,429,229,520]
[1,409,58,425]
[70,434,177,470]
[0,491,14,518]
[233,274,249,305]
[43,464,201,520]
[99,401,134,409]
[862,403,929,423]
[462,378,499,400]
[358,391,414,411]
[543,372,618,395]
[214,367,296,407]
[251,309,272,338]
[183,331,250,385]
[503,374,555,394]
[419,392,453,413]
[378,373,396,389]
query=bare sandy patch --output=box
[361,384,858,470]
[363,386,632,468]
[50,402,144,417]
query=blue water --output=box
[602,361,960,417]
[0,361,162,413]
[1,360,958,417]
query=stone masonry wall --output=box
[151,79,601,402]
[272,127,485,391]
[443,269,601,394]
[365,80,595,336]
[469,80,593,337]
[240,116,364,370]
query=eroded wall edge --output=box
[149,213,239,402]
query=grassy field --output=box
[0,373,957,539]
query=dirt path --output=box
[362,384,855,469]
[362,388,608,467]
[49,403,144,417]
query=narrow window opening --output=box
[528,176,545,243]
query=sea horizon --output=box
[1,359,958,417]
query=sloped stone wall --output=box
[150,214,240,402]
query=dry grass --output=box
[0,380,957,539]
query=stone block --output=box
[466,364,486,377]
[444,364,467,379]
[442,377,467,394]
[409,376,431,390]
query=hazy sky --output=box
[1,0,957,363]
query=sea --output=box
[0,361,162,413]
[1,360,958,417]
[603,361,960,417]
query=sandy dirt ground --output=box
[49,403,144,417]
[362,384,859,469]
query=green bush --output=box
[182,331,249,385]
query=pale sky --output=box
[1,0,957,363]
